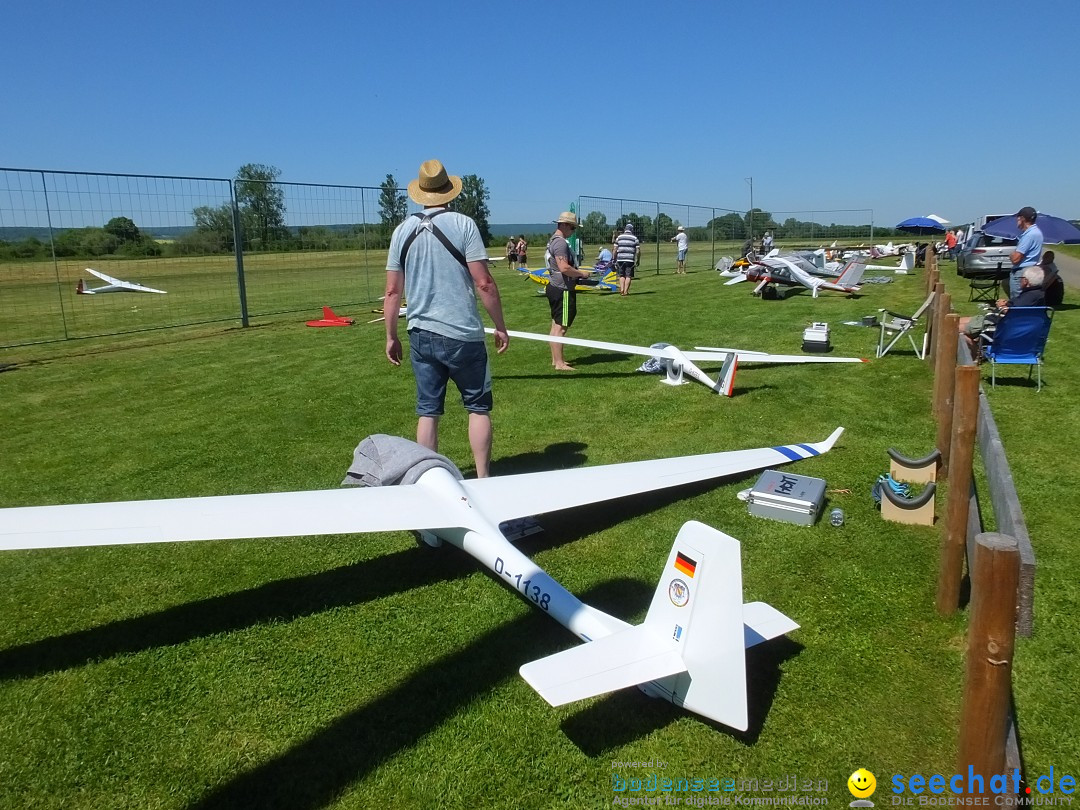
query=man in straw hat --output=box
[385,159,509,478]
[546,211,594,370]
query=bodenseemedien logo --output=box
[849,768,877,808]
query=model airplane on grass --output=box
[724,255,866,299]
[0,428,844,731]
[492,329,865,397]
[76,268,167,295]
[860,252,914,273]
[519,265,618,293]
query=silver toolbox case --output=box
[747,470,827,526]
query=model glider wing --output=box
[684,349,865,364]
[493,329,668,359]
[86,268,125,286]
[0,485,459,552]
[462,428,843,525]
[85,268,167,294]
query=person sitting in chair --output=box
[958,265,1045,354]
[1040,250,1064,308]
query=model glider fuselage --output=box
[0,429,844,730]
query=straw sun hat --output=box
[408,159,463,206]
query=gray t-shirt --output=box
[387,208,490,341]
[546,233,577,290]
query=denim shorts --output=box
[408,328,492,416]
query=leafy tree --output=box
[708,213,746,240]
[234,163,287,249]
[580,210,609,244]
[191,204,236,253]
[103,216,142,243]
[378,174,408,228]
[744,208,777,240]
[615,213,652,240]
[655,213,675,241]
[449,174,491,245]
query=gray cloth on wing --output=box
[341,434,463,487]
[637,342,672,374]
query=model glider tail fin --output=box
[76,278,91,295]
[638,521,797,731]
[519,521,798,731]
[836,260,866,288]
[718,353,737,397]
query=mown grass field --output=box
[0,244,1074,809]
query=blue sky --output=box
[3,0,1077,228]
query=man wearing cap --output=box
[1008,206,1044,299]
[546,212,593,370]
[385,159,509,478]
[614,223,641,295]
[670,225,689,274]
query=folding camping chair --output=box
[968,276,1000,302]
[876,290,935,359]
[980,306,1054,391]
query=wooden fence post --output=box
[934,314,961,470]
[957,532,1020,779]
[927,282,946,363]
[937,364,980,614]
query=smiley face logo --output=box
[848,768,876,799]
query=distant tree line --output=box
[578,209,896,245]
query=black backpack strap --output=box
[398,209,469,272]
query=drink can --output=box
[830,507,844,527]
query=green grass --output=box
[0,250,1067,809]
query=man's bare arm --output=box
[469,260,509,354]
[384,270,404,365]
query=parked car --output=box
[956,230,1017,278]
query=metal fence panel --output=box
[0,169,238,347]
[0,170,418,348]
[235,181,422,321]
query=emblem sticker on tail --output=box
[668,578,690,607]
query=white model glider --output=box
[491,329,865,397]
[76,268,167,295]
[725,256,866,299]
[0,428,844,730]
[861,252,914,273]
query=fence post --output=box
[935,314,961,473]
[229,183,250,328]
[937,364,980,614]
[926,282,946,362]
[957,532,1020,779]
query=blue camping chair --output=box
[980,306,1053,391]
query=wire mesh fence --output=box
[0,170,876,349]
[0,169,420,348]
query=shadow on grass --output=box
[489,441,589,476]
[560,636,803,753]
[186,579,652,810]
[0,546,476,682]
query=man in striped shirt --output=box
[614,223,641,296]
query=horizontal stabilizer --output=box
[520,624,685,707]
[743,601,800,647]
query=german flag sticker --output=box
[674,551,697,578]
